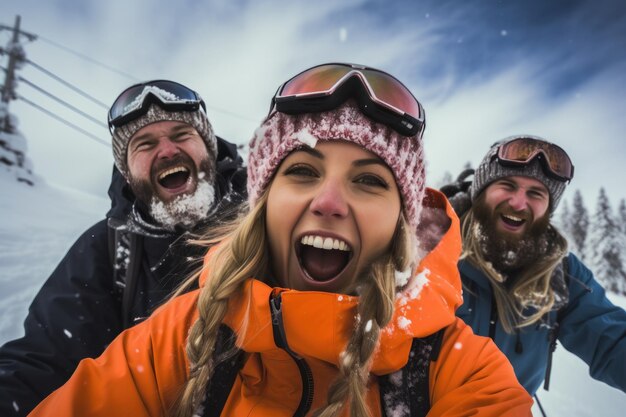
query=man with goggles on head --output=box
[443,135,626,399]
[0,80,246,417]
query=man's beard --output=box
[128,155,216,231]
[472,194,551,276]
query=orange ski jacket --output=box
[29,189,532,416]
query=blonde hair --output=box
[460,209,568,333]
[172,189,414,417]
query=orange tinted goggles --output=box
[497,137,574,182]
[270,63,425,137]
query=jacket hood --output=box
[219,188,463,374]
[106,135,247,230]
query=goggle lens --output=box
[274,63,424,136]
[280,65,349,96]
[108,80,203,130]
[498,137,574,181]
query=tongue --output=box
[301,246,349,282]
[159,171,189,189]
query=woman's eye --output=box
[355,174,389,189]
[283,164,318,178]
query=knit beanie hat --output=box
[111,104,217,178]
[247,100,426,240]
[470,135,567,212]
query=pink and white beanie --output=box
[247,100,426,240]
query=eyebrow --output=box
[293,147,387,168]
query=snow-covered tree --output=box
[570,189,590,261]
[0,102,35,185]
[618,199,626,263]
[558,197,571,239]
[588,188,626,294]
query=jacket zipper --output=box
[270,294,314,417]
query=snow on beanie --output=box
[470,135,567,212]
[247,100,426,240]
[111,104,217,178]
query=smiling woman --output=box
[28,64,533,417]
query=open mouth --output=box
[500,213,526,228]
[157,166,191,190]
[297,235,352,282]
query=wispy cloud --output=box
[3,0,625,208]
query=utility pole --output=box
[1,15,36,130]
[0,15,37,184]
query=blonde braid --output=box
[312,216,411,417]
[172,193,270,417]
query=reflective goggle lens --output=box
[108,80,202,128]
[280,65,350,97]
[498,137,574,181]
[361,69,422,121]
[275,63,424,133]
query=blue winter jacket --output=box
[457,253,626,395]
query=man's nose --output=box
[309,179,349,218]
[156,138,180,159]
[508,189,528,211]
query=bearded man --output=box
[0,80,246,417]
[447,135,626,397]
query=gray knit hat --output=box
[470,135,568,212]
[111,104,217,178]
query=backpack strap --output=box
[543,255,570,391]
[107,226,145,329]
[121,232,144,328]
[200,325,245,417]
[379,328,445,417]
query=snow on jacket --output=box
[0,137,246,417]
[28,189,532,417]
[457,253,626,395]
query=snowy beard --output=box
[472,195,551,275]
[148,176,216,231]
[129,157,217,231]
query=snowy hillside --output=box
[0,176,624,416]
[0,175,108,342]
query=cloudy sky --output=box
[2,0,625,211]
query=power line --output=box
[29,33,260,124]
[17,95,110,148]
[17,76,107,128]
[25,59,108,108]
[36,34,140,82]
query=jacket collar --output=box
[221,188,463,375]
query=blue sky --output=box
[2,0,625,211]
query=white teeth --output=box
[300,235,350,251]
[503,214,523,221]
[158,166,189,180]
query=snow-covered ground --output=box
[0,175,625,416]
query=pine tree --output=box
[618,199,626,267]
[570,190,590,261]
[588,188,626,294]
[558,197,572,239]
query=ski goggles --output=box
[268,63,425,137]
[496,137,574,182]
[108,80,206,133]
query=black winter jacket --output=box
[0,137,246,417]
